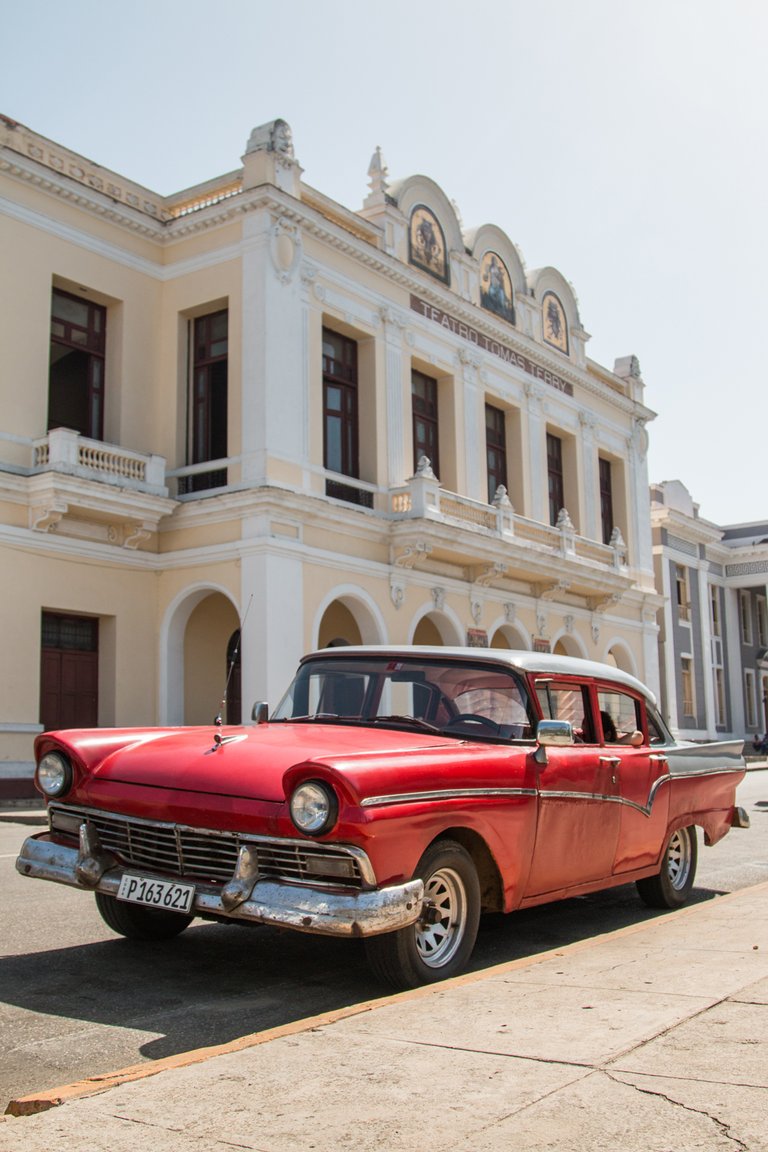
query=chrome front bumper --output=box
[16,833,424,939]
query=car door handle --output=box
[649,754,668,764]
[599,755,621,784]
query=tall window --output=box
[40,612,98,731]
[485,404,507,502]
[745,669,757,727]
[757,596,767,648]
[739,591,753,644]
[48,288,106,440]
[189,309,228,492]
[412,370,439,477]
[546,433,564,526]
[675,565,691,623]
[599,457,613,545]
[323,329,369,505]
[681,656,695,718]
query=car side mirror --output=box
[533,719,574,765]
[251,701,269,724]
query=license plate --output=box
[117,873,195,914]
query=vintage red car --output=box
[17,647,749,988]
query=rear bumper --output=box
[16,833,424,939]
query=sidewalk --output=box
[3,880,767,1151]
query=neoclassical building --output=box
[0,115,661,793]
[651,481,768,742]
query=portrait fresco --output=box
[409,206,449,283]
[541,291,569,354]
[480,252,515,324]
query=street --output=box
[1,770,765,1111]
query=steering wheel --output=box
[445,713,499,733]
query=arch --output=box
[603,638,638,677]
[488,618,530,652]
[551,629,589,659]
[466,223,527,323]
[528,266,581,356]
[159,583,240,725]
[311,586,387,650]
[408,600,464,646]
[388,174,463,279]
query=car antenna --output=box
[215,594,253,729]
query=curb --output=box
[7,878,768,1119]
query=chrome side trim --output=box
[361,763,742,817]
[360,787,538,809]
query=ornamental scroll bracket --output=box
[474,561,508,587]
[535,579,572,602]
[31,501,67,532]
[392,541,432,569]
[588,592,623,614]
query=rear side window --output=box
[536,683,594,743]
[596,690,643,744]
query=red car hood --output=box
[52,722,456,803]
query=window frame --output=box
[411,368,440,478]
[48,287,107,441]
[323,328,360,480]
[598,457,614,546]
[485,402,508,502]
[546,432,564,527]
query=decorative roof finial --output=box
[367,146,389,198]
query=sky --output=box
[2,0,766,526]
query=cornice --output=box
[2,152,652,411]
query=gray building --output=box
[651,480,768,743]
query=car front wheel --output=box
[636,825,698,909]
[95,891,194,940]
[364,840,481,990]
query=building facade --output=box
[651,481,768,741]
[0,115,661,793]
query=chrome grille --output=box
[49,805,365,888]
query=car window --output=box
[596,690,643,744]
[646,704,673,745]
[272,656,535,739]
[535,682,595,743]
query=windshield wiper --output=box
[369,715,442,734]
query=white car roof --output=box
[302,646,657,707]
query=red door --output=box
[40,614,98,731]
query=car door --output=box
[525,679,621,896]
[598,689,671,874]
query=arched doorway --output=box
[318,601,363,648]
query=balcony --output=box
[32,428,168,495]
[1,428,176,547]
[387,458,632,603]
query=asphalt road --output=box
[1,771,765,1110]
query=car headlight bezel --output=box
[36,751,73,798]
[289,779,338,836]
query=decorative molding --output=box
[475,561,508,587]
[30,501,67,532]
[393,541,432,569]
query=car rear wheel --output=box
[364,840,480,990]
[95,892,194,940]
[636,825,698,909]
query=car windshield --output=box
[272,655,535,741]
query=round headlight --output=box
[289,780,338,836]
[36,751,72,798]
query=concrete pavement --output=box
[2,879,767,1151]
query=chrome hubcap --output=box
[667,827,692,890]
[415,866,467,968]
